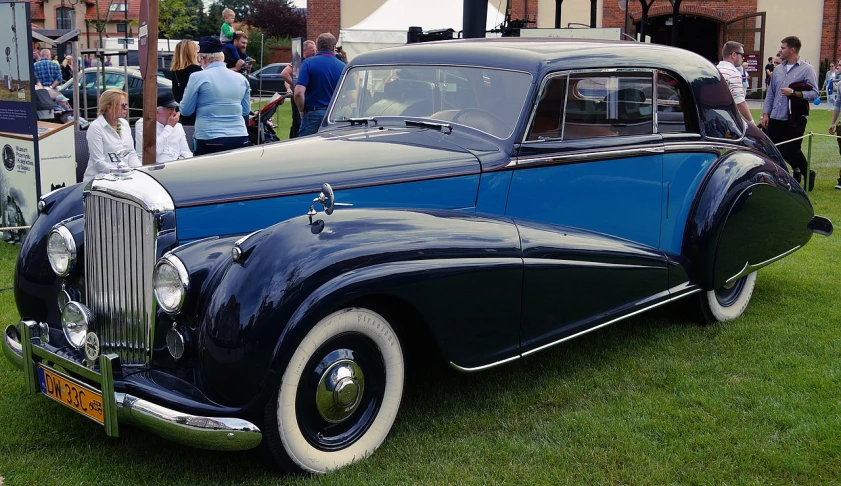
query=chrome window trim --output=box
[515,144,665,168]
[325,64,533,140]
[522,68,657,145]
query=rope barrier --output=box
[0,226,31,231]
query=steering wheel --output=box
[451,108,511,137]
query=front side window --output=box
[328,65,532,139]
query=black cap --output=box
[198,36,224,54]
[157,91,179,108]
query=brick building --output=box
[307,0,841,87]
[29,0,139,53]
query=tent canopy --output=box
[348,0,507,32]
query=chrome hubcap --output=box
[315,359,365,423]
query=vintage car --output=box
[2,39,833,474]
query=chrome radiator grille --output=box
[84,193,157,365]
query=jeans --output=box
[194,136,249,156]
[298,109,327,137]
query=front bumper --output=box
[3,321,262,451]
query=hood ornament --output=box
[107,149,134,180]
[307,183,352,224]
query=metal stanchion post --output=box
[806,131,813,191]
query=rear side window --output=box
[656,70,696,134]
[526,71,655,141]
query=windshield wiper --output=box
[405,120,452,134]
[344,117,378,126]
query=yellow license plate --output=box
[38,365,104,424]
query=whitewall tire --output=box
[699,271,757,323]
[264,307,404,474]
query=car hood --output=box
[142,126,487,207]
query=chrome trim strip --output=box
[12,325,263,451]
[449,287,701,371]
[663,142,733,155]
[516,145,666,167]
[522,288,701,357]
[725,246,800,284]
[449,354,521,373]
[523,258,654,270]
[21,321,38,394]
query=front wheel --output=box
[263,308,404,474]
[698,271,757,323]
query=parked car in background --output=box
[4,39,833,476]
[58,67,173,123]
[247,62,289,96]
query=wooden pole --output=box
[141,0,158,165]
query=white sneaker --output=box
[835,183,841,190]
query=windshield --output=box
[328,66,532,139]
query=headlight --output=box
[154,255,189,315]
[47,226,77,276]
[61,301,91,349]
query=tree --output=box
[199,2,224,37]
[159,0,193,40]
[245,0,306,40]
[183,0,205,39]
[225,0,253,22]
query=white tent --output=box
[340,0,506,60]
[347,0,507,32]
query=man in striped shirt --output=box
[716,41,754,125]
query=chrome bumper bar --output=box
[3,321,262,451]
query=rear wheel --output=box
[698,271,757,323]
[263,308,404,473]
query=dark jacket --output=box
[788,80,814,124]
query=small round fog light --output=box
[61,301,92,349]
[166,326,186,360]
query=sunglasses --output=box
[120,103,128,109]
[736,52,745,56]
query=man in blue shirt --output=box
[180,36,251,156]
[294,33,346,137]
[33,49,63,88]
[759,36,818,186]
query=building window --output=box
[109,3,127,12]
[117,23,127,33]
[56,7,73,30]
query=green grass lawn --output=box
[0,111,839,484]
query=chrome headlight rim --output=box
[61,301,91,349]
[47,225,77,277]
[153,254,190,315]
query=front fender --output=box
[682,151,813,290]
[193,209,522,409]
[15,183,85,322]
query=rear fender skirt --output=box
[682,151,813,290]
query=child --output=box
[220,8,236,44]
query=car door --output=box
[253,65,284,94]
[506,69,670,351]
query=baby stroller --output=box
[248,92,288,145]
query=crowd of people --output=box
[28,4,348,180]
[716,35,841,191]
